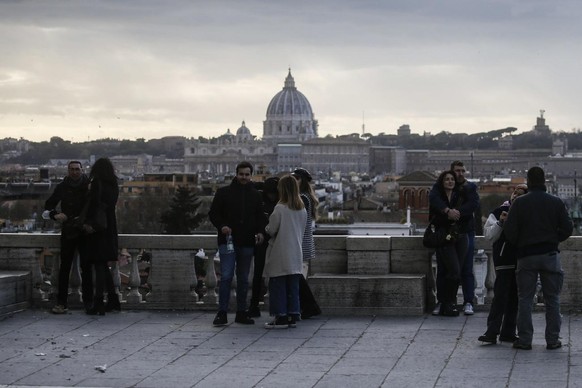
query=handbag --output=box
[423,220,456,248]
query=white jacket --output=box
[264,204,307,278]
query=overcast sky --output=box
[1,0,581,143]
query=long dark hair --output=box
[89,158,117,184]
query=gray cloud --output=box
[0,0,581,141]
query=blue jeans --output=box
[268,274,301,317]
[218,244,254,313]
[461,231,476,304]
[516,252,563,345]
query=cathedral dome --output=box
[266,70,314,119]
[263,69,318,143]
[236,121,251,136]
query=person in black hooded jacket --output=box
[478,184,527,344]
[208,161,266,326]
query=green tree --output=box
[160,186,205,234]
[117,188,172,234]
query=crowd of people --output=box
[428,161,573,351]
[46,157,574,348]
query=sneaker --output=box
[234,311,255,325]
[463,303,474,316]
[431,303,442,316]
[288,315,297,328]
[51,304,68,314]
[265,316,289,329]
[478,334,497,344]
[212,311,228,326]
[512,341,532,350]
[546,341,562,350]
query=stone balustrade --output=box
[1,233,582,314]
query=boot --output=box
[248,303,261,318]
[105,293,121,312]
[86,297,105,316]
[234,311,255,324]
[440,303,460,317]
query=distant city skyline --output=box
[1,0,581,143]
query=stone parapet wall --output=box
[1,233,581,313]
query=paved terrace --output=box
[0,309,581,388]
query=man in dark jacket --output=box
[44,160,92,314]
[208,161,265,326]
[504,167,573,350]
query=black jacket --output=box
[208,178,265,247]
[429,180,478,234]
[44,175,89,233]
[504,185,573,258]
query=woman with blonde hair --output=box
[263,175,307,329]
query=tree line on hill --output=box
[4,126,582,165]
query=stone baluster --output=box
[203,251,219,304]
[484,248,496,303]
[126,250,143,304]
[473,249,488,305]
[190,251,200,303]
[146,249,199,307]
[110,261,122,301]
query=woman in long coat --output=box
[83,157,119,315]
[264,175,307,329]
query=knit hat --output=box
[292,168,312,182]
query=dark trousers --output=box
[299,274,321,318]
[435,233,468,305]
[250,242,267,307]
[57,233,92,307]
[485,268,518,337]
[461,231,476,304]
[93,261,116,306]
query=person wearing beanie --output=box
[504,167,573,350]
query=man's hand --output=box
[54,213,68,222]
[448,209,461,221]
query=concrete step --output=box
[0,271,31,316]
[309,274,426,315]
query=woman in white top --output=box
[264,175,307,329]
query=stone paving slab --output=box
[0,309,579,387]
